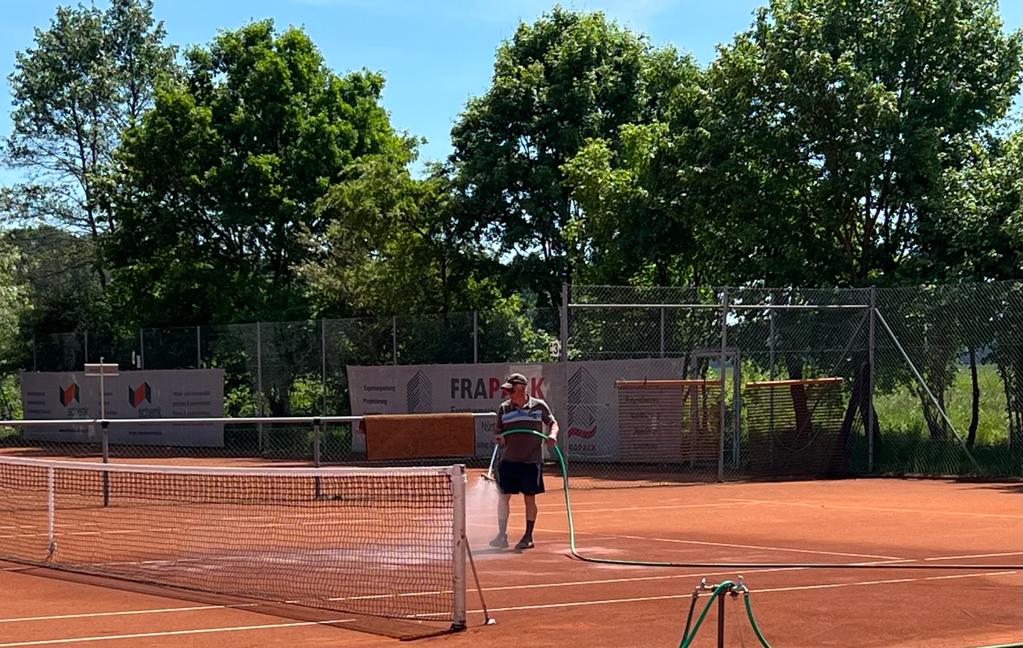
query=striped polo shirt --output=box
[496,396,556,463]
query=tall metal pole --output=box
[473,310,479,364]
[867,287,876,472]
[257,323,264,452]
[769,308,776,438]
[718,288,729,482]
[99,356,106,421]
[660,307,666,358]
[321,319,328,413]
[560,283,569,363]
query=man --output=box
[490,372,559,551]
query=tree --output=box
[913,132,1023,447]
[2,0,176,287]
[917,131,1023,281]
[449,7,667,304]
[561,46,709,286]
[301,152,505,320]
[0,239,31,418]
[3,225,105,332]
[106,20,408,326]
[701,0,1022,287]
[561,63,707,283]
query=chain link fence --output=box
[2,283,1021,483]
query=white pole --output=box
[450,465,467,631]
[99,356,105,420]
[47,467,55,558]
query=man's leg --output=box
[516,494,537,550]
[490,493,511,547]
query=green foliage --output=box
[701,0,1023,286]
[2,0,175,282]
[0,241,30,367]
[918,131,1023,281]
[106,20,407,325]
[450,7,669,302]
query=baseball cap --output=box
[500,373,528,390]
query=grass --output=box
[874,364,1009,446]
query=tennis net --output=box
[0,456,466,629]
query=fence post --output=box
[32,337,37,372]
[718,287,729,482]
[138,328,145,369]
[392,316,398,365]
[660,307,666,358]
[769,307,776,438]
[868,286,876,473]
[733,350,741,469]
[321,319,328,414]
[257,322,264,452]
[473,310,479,364]
[560,283,569,363]
[196,326,201,368]
[84,330,89,364]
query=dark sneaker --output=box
[489,534,508,548]
[514,537,534,550]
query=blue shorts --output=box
[496,461,545,495]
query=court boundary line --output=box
[0,618,359,647]
[728,498,1023,520]
[464,570,1020,615]
[0,604,260,624]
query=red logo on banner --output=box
[128,383,152,407]
[531,377,545,399]
[567,425,597,439]
[59,383,79,406]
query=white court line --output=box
[0,619,357,647]
[554,501,752,514]
[924,552,1023,561]
[0,604,259,624]
[463,570,1019,615]
[532,525,904,560]
[337,567,805,602]
[340,547,1022,603]
[728,498,1023,520]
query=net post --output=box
[101,420,110,507]
[450,464,467,631]
[312,417,322,499]
[47,467,55,558]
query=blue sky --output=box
[0,0,1021,184]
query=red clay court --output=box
[2,469,1020,648]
